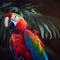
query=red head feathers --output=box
[5,12,12,18]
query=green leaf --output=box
[45,30,49,39]
[41,21,53,39]
[0,11,4,19]
[0,2,12,8]
[21,8,37,29]
[37,23,45,39]
[52,24,60,39]
[9,7,19,12]
[2,27,6,42]
[19,9,24,17]
[47,23,56,39]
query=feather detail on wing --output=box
[24,29,48,60]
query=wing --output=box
[24,29,48,60]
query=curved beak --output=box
[4,17,16,32]
[4,17,14,28]
[4,17,9,27]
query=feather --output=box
[24,29,48,60]
[9,44,16,60]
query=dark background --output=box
[0,0,60,60]
[35,0,60,30]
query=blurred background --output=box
[36,0,60,30]
[0,0,60,60]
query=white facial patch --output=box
[4,17,9,27]
[11,15,19,26]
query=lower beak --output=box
[8,19,14,28]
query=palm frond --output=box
[0,2,60,45]
[0,2,12,8]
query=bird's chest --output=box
[10,33,26,49]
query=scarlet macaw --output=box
[4,12,48,60]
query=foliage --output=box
[0,1,60,46]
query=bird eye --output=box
[15,16,16,18]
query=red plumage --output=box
[5,12,12,18]
[16,18,28,32]
[10,33,32,60]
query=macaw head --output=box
[4,12,28,32]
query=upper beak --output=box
[4,17,9,27]
[4,17,14,28]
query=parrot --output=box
[0,1,60,60]
[4,12,48,60]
